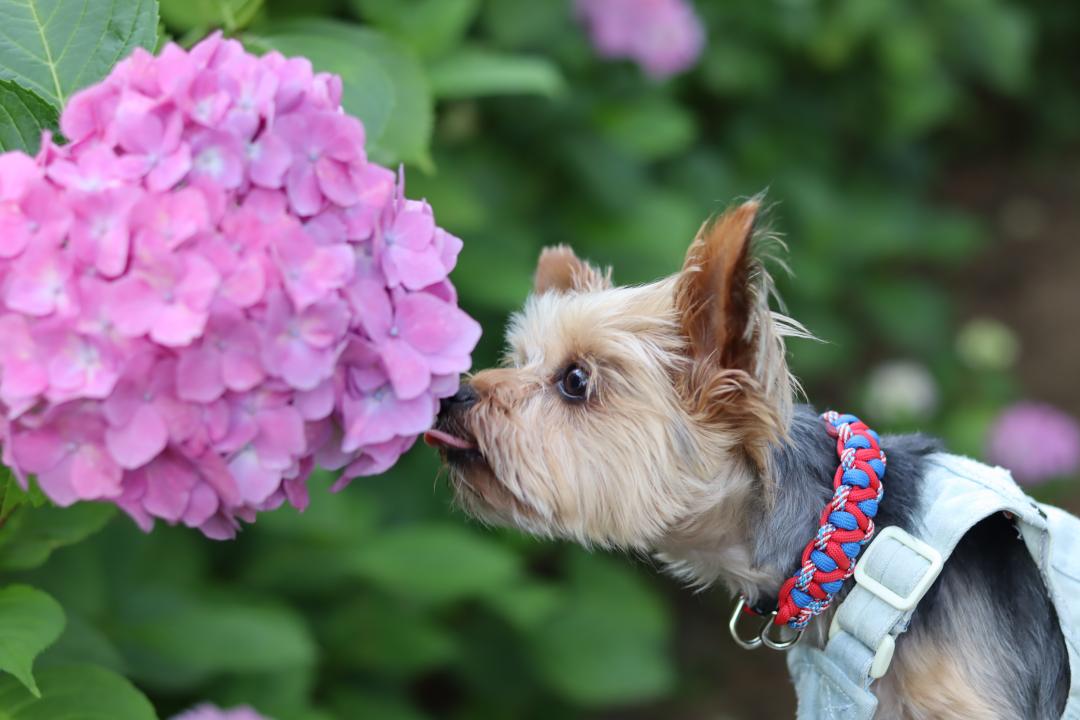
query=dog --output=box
[424,199,1072,719]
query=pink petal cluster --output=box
[987,402,1080,485]
[574,0,705,79]
[171,704,269,720]
[0,33,480,539]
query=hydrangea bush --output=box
[0,33,480,539]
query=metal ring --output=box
[761,620,804,650]
[728,596,769,650]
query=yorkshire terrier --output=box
[425,200,1070,719]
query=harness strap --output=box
[786,453,1061,720]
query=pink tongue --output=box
[423,429,476,451]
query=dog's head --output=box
[427,200,801,552]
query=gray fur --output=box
[751,404,1068,718]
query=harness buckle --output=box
[853,525,944,611]
[729,596,804,651]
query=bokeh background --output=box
[5,0,1080,718]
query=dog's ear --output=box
[675,200,760,370]
[674,199,793,472]
[534,245,611,294]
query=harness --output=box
[731,413,1080,719]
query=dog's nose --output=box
[440,383,478,415]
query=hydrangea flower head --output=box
[575,0,705,79]
[987,402,1080,485]
[0,33,480,538]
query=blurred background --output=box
[10,0,1080,718]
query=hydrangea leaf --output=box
[250,19,433,170]
[0,663,156,719]
[0,0,159,109]
[348,524,521,605]
[0,503,115,572]
[114,590,315,690]
[0,585,65,697]
[0,80,57,154]
[428,47,565,99]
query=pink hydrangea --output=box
[0,33,480,539]
[575,0,705,79]
[171,704,269,720]
[986,402,1080,485]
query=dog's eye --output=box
[557,364,589,401]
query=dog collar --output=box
[729,411,886,649]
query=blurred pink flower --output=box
[987,402,1080,485]
[171,704,270,720]
[0,33,480,538]
[575,0,705,79]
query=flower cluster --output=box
[987,402,1080,485]
[574,0,705,79]
[0,34,480,538]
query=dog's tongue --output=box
[423,429,476,451]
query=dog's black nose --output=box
[440,384,478,415]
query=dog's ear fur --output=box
[676,200,760,371]
[674,199,795,473]
[534,245,612,294]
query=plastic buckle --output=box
[853,525,944,611]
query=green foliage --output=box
[429,48,566,99]
[0,585,65,696]
[0,0,1073,717]
[0,664,157,719]
[0,0,159,108]
[0,502,115,571]
[0,81,57,154]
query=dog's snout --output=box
[440,383,478,415]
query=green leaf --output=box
[429,47,564,99]
[0,80,57,154]
[0,585,64,696]
[116,590,315,689]
[0,503,115,571]
[527,553,673,706]
[160,0,263,32]
[348,0,479,58]
[593,97,697,161]
[0,0,159,109]
[349,524,521,604]
[0,663,156,719]
[249,19,433,169]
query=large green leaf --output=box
[116,590,315,689]
[0,663,156,719]
[0,585,64,696]
[0,80,57,154]
[429,47,565,99]
[348,524,521,604]
[249,19,433,169]
[0,502,115,571]
[0,0,159,109]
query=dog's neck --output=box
[656,404,937,611]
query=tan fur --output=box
[439,199,996,718]
[446,201,800,580]
[877,640,1003,719]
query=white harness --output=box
[786,453,1080,719]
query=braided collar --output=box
[731,411,887,647]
